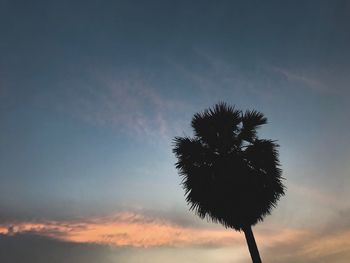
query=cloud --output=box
[1,210,350,262]
[0,211,310,250]
[270,66,350,95]
[0,233,248,263]
[259,206,350,263]
[260,228,350,263]
[0,212,242,248]
[42,68,192,143]
[0,233,116,263]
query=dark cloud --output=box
[0,233,244,263]
[0,233,116,263]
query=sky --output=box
[1,0,350,262]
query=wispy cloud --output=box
[260,204,350,263]
[261,228,350,263]
[0,212,240,248]
[271,66,328,92]
[49,69,190,142]
[0,211,308,249]
[270,66,350,95]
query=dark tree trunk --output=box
[243,225,262,263]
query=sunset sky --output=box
[1,1,350,262]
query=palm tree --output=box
[173,102,285,263]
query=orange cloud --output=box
[2,212,349,263]
[0,226,8,234]
[0,212,242,248]
[260,225,350,262]
[256,227,309,248]
[301,230,350,259]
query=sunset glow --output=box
[1,212,241,247]
[1,1,349,262]
[2,211,347,257]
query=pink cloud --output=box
[2,211,349,262]
[0,212,241,248]
[0,212,309,249]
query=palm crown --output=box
[173,102,285,231]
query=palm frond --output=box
[191,102,241,147]
[239,110,267,143]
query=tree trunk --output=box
[243,225,262,263]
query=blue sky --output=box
[1,1,350,262]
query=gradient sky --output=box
[1,0,350,262]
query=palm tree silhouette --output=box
[173,102,285,263]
